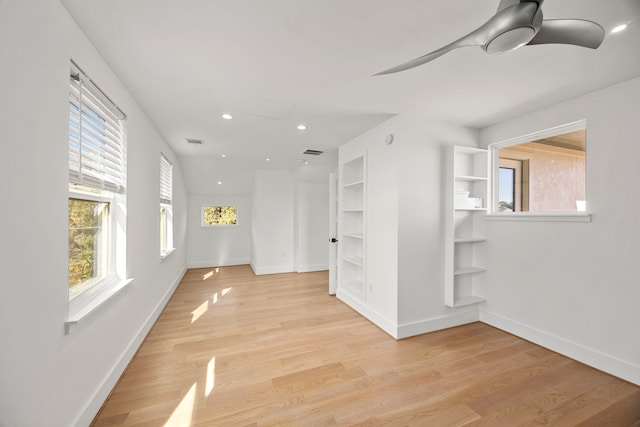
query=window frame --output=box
[201,205,238,228]
[66,60,132,332]
[487,120,591,222]
[68,188,114,300]
[160,153,174,259]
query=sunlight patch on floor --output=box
[191,300,208,323]
[206,356,216,397]
[164,383,196,427]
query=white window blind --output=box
[69,60,127,193]
[160,153,173,204]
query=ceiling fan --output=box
[375,0,605,75]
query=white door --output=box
[328,173,338,295]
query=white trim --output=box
[71,266,187,427]
[397,309,480,339]
[488,119,587,216]
[160,247,176,261]
[187,259,251,269]
[296,264,329,273]
[489,119,586,149]
[484,213,592,222]
[250,264,295,275]
[336,288,397,339]
[480,309,640,386]
[66,278,134,334]
[199,224,239,230]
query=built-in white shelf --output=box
[445,145,488,308]
[342,280,364,291]
[339,155,367,300]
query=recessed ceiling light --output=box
[611,23,628,34]
[217,181,222,185]
[221,154,226,158]
[266,158,271,162]
[222,113,233,120]
[297,124,307,130]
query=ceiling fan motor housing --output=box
[484,2,543,54]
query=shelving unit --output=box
[338,155,366,299]
[445,146,488,307]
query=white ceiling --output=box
[61,0,640,173]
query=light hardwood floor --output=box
[92,265,640,426]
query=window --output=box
[202,206,237,226]
[68,59,127,305]
[160,153,174,257]
[490,122,587,215]
[68,197,110,299]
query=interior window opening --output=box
[493,127,586,213]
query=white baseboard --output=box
[397,309,480,339]
[250,264,295,275]
[296,263,329,273]
[480,309,640,386]
[73,266,187,427]
[187,258,250,269]
[337,289,398,339]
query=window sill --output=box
[160,247,176,261]
[65,278,134,334]
[200,225,238,229]
[484,212,591,222]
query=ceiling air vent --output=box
[303,149,324,156]
[186,138,204,145]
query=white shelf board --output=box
[453,295,486,307]
[455,175,488,182]
[342,208,363,212]
[343,180,364,188]
[454,237,487,243]
[454,266,486,276]
[455,146,487,155]
[343,256,364,267]
[343,233,364,239]
[455,207,488,212]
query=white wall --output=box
[337,115,481,338]
[187,195,251,268]
[480,76,640,385]
[250,170,295,274]
[395,116,481,337]
[0,1,188,426]
[295,183,329,272]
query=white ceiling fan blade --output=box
[527,19,605,49]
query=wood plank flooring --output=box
[92,265,640,426]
